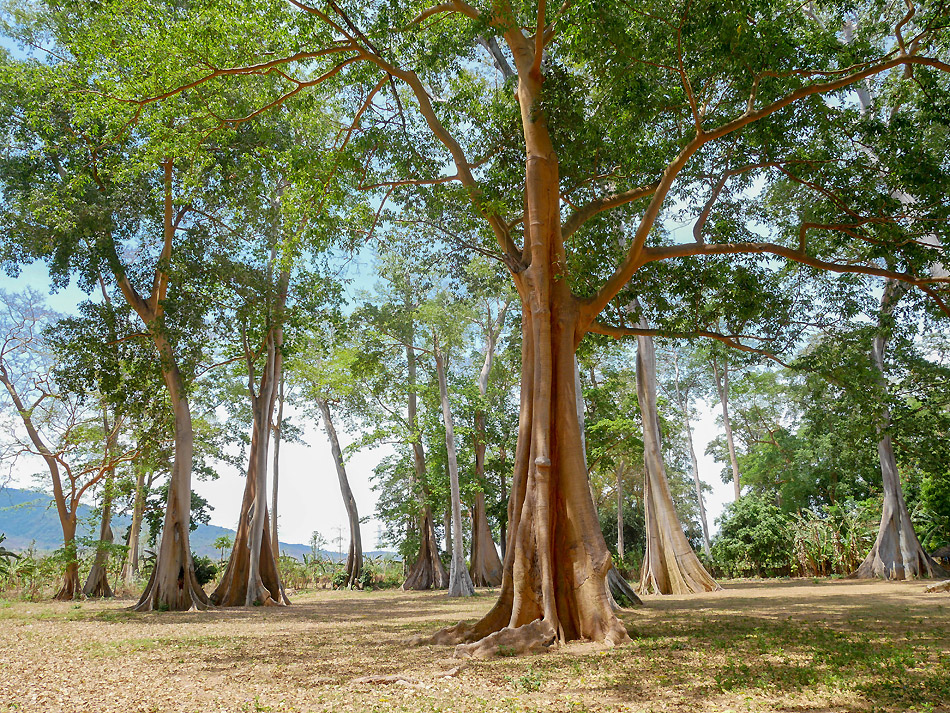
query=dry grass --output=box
[1,579,948,713]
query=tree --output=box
[433,332,476,597]
[15,0,950,648]
[469,293,511,587]
[635,322,720,595]
[662,345,712,557]
[0,289,136,599]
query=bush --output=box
[790,501,877,576]
[712,496,793,577]
[192,555,218,586]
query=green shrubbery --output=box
[712,496,794,577]
[712,497,879,578]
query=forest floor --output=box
[1,578,948,713]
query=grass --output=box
[0,580,948,712]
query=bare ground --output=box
[1,579,948,713]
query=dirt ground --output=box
[1,579,948,713]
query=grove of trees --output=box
[0,0,947,658]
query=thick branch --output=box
[588,322,791,366]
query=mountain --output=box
[0,487,393,561]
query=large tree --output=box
[16,0,950,646]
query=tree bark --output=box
[83,410,120,598]
[672,353,712,558]
[853,282,946,580]
[211,311,288,606]
[120,459,147,586]
[435,338,476,597]
[134,352,210,611]
[270,374,284,559]
[402,337,449,590]
[712,357,742,501]
[317,398,363,588]
[421,69,630,654]
[636,328,719,595]
[470,300,507,587]
[616,459,625,562]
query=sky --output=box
[0,260,738,552]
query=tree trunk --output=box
[55,517,80,601]
[713,357,742,501]
[211,332,287,606]
[470,300,507,587]
[270,374,283,559]
[443,507,452,557]
[636,329,719,595]
[402,339,449,590]
[135,353,210,611]
[317,398,363,588]
[120,460,147,586]
[470,491,502,587]
[427,294,628,654]
[853,282,946,580]
[672,354,712,558]
[616,459,625,562]
[435,339,476,597]
[82,477,115,598]
[498,443,508,559]
[83,410,119,598]
[421,76,630,652]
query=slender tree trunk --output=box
[270,375,283,558]
[435,339,476,597]
[83,411,119,598]
[0,362,81,600]
[57,516,81,601]
[120,460,147,586]
[853,282,946,580]
[403,338,449,590]
[498,443,508,560]
[672,355,711,558]
[636,329,719,595]
[317,398,363,588]
[443,508,452,557]
[713,357,742,501]
[616,459,625,562]
[212,327,287,606]
[135,352,210,610]
[470,301,508,587]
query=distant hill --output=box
[0,487,394,561]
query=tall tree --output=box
[0,289,136,599]
[635,319,720,594]
[24,0,950,647]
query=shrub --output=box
[790,501,877,576]
[192,555,218,586]
[712,496,793,577]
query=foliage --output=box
[789,502,878,577]
[191,555,218,587]
[712,495,794,577]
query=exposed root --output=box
[454,619,557,659]
[607,567,642,608]
[924,580,950,593]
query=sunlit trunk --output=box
[120,460,147,586]
[854,282,945,580]
[636,330,719,595]
[402,333,449,590]
[435,339,475,597]
[712,357,742,501]
[318,398,363,588]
